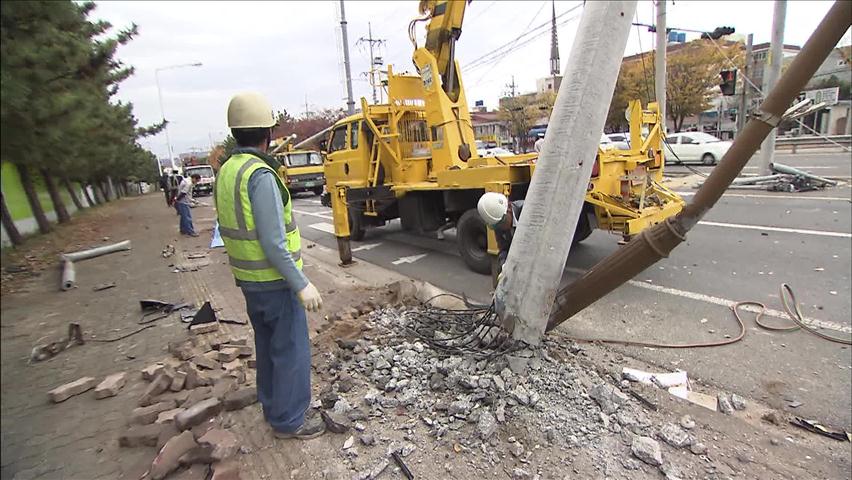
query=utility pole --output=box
[758,0,786,175]
[339,0,356,115]
[358,23,385,104]
[654,0,667,133]
[737,33,754,136]
[505,76,519,151]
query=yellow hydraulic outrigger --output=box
[323,0,683,277]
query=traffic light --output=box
[719,69,737,96]
[702,26,735,40]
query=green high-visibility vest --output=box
[215,152,302,283]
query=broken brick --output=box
[217,347,240,363]
[199,428,239,461]
[220,344,252,357]
[130,400,179,425]
[142,363,165,381]
[94,372,128,399]
[156,407,185,425]
[222,359,242,372]
[223,387,257,411]
[157,423,180,450]
[191,354,221,371]
[179,444,216,466]
[227,369,246,385]
[48,377,98,403]
[168,338,197,361]
[182,363,210,389]
[212,377,238,400]
[211,459,241,480]
[150,430,197,480]
[247,358,256,369]
[170,371,187,392]
[119,423,165,447]
[140,371,175,406]
[181,386,214,409]
[158,389,191,407]
[190,322,219,335]
[175,397,223,431]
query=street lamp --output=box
[155,62,203,172]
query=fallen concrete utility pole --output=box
[494,1,637,345]
[60,240,132,291]
[770,162,838,186]
[546,0,851,332]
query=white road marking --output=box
[352,242,383,252]
[675,191,851,202]
[293,208,333,220]
[741,165,836,170]
[697,220,851,238]
[308,222,336,234]
[392,253,428,265]
[625,279,852,334]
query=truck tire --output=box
[313,186,324,196]
[457,209,490,275]
[349,208,366,241]
[572,211,592,244]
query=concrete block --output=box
[150,430,197,480]
[48,377,97,403]
[217,347,240,363]
[130,400,178,425]
[156,407,185,425]
[119,423,164,447]
[190,322,219,335]
[223,387,257,411]
[94,372,128,399]
[198,428,239,461]
[175,397,223,431]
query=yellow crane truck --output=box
[323,0,684,276]
[270,136,326,196]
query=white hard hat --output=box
[227,92,275,129]
[477,192,509,227]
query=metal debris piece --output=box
[790,417,850,442]
[93,282,116,292]
[391,451,414,480]
[189,302,217,327]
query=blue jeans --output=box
[243,288,311,433]
[176,203,195,235]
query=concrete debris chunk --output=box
[198,428,239,461]
[359,434,375,446]
[589,383,629,414]
[218,347,240,363]
[211,459,242,480]
[730,393,747,410]
[679,415,696,430]
[119,423,165,447]
[150,430,197,480]
[168,339,197,361]
[717,394,734,414]
[190,322,219,335]
[94,372,127,399]
[658,423,693,448]
[212,377,238,400]
[142,363,165,381]
[689,442,708,455]
[631,435,663,466]
[48,376,97,403]
[170,371,187,392]
[221,344,252,357]
[130,400,179,425]
[511,468,532,480]
[477,410,497,439]
[175,397,223,431]
[191,354,221,371]
[322,410,352,434]
[156,407,185,425]
[223,387,257,411]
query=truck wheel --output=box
[349,208,366,241]
[313,186,324,196]
[572,212,592,244]
[457,209,491,275]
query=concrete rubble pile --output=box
[314,300,726,479]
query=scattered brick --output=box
[157,423,180,450]
[217,347,240,363]
[211,459,241,480]
[198,428,239,461]
[168,338,197,361]
[222,359,242,372]
[182,363,210,389]
[212,377,238,400]
[159,389,191,407]
[178,444,216,466]
[142,363,165,381]
[119,423,165,447]
[223,387,257,411]
[247,358,257,369]
[150,430,198,480]
[170,371,187,392]
[48,377,97,403]
[191,354,221,371]
[181,386,214,408]
[139,371,175,406]
[156,407,185,425]
[130,400,179,425]
[94,372,128,399]
[220,344,252,357]
[190,322,219,335]
[175,397,223,431]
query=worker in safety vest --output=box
[477,192,524,268]
[216,92,325,439]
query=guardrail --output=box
[775,134,851,152]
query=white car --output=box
[665,132,731,165]
[606,133,631,150]
[479,146,514,157]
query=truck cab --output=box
[183,165,215,196]
[274,149,326,196]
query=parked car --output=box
[664,132,731,165]
[606,133,631,150]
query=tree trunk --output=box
[0,192,24,246]
[62,177,84,210]
[82,183,96,206]
[40,169,71,224]
[16,164,52,234]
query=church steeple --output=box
[549,0,560,76]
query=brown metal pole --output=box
[546,0,851,332]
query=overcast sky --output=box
[90,1,850,159]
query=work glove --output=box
[297,282,323,312]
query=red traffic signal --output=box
[719,69,737,96]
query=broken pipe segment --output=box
[546,1,852,332]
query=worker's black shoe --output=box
[273,417,326,440]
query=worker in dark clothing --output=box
[476,192,524,267]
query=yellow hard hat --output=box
[227,92,275,129]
